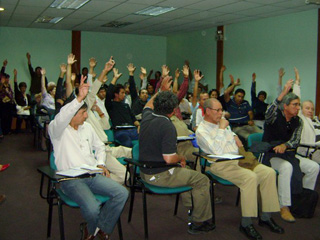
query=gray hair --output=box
[280,93,299,110]
[203,98,220,113]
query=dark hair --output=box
[74,102,88,115]
[35,67,41,72]
[258,91,267,99]
[113,84,124,99]
[19,82,27,89]
[124,82,130,88]
[154,91,178,115]
[209,89,220,97]
[235,88,245,96]
[98,85,106,93]
[139,88,148,95]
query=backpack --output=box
[290,188,319,218]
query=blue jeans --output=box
[60,174,128,235]
[114,128,139,147]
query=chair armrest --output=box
[124,158,179,169]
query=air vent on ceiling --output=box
[305,0,320,4]
[101,21,132,28]
[35,16,63,23]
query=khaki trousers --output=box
[141,167,212,222]
[232,125,263,140]
[209,161,280,217]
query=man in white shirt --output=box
[196,98,283,240]
[48,76,128,240]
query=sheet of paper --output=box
[56,169,88,177]
[207,154,243,159]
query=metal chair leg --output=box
[58,200,65,240]
[210,181,216,225]
[235,188,240,206]
[117,218,123,240]
[47,191,54,238]
[142,188,148,240]
[174,193,180,215]
[128,187,136,223]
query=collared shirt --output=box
[196,120,238,155]
[49,98,106,171]
[226,98,251,124]
[264,98,303,148]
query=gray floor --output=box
[0,132,320,240]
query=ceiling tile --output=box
[107,3,150,14]
[237,5,285,16]
[185,0,241,10]
[19,0,52,7]
[41,8,74,17]
[14,5,46,15]
[214,1,264,13]
[158,0,204,8]
[159,8,201,19]
[79,1,120,11]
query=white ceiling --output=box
[0,0,319,36]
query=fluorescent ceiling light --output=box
[0,7,4,11]
[50,0,91,9]
[35,16,64,24]
[135,6,176,16]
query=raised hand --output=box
[252,73,256,82]
[235,78,241,86]
[77,75,90,102]
[3,59,7,67]
[193,69,203,82]
[279,68,285,78]
[60,63,67,73]
[104,56,115,72]
[41,68,46,75]
[26,52,31,60]
[89,57,97,68]
[161,65,170,77]
[229,74,234,85]
[67,53,77,65]
[175,68,180,79]
[127,63,136,75]
[221,65,226,72]
[283,79,293,94]
[13,69,17,76]
[140,67,147,76]
[182,65,189,78]
[113,68,122,80]
[160,75,173,92]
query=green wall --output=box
[0,27,166,92]
[81,32,166,84]
[223,9,318,103]
[167,28,217,91]
[0,27,71,89]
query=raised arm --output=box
[66,53,77,98]
[265,79,293,125]
[88,57,97,85]
[293,67,301,98]
[277,67,285,96]
[1,59,7,75]
[105,67,122,109]
[40,68,47,95]
[155,65,170,92]
[172,68,180,94]
[219,65,226,93]
[224,74,240,103]
[127,63,138,101]
[140,67,147,89]
[177,65,189,102]
[49,75,89,139]
[251,72,258,103]
[13,69,19,94]
[191,69,204,107]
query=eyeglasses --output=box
[207,107,223,113]
[290,103,300,107]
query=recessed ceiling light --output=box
[50,0,91,10]
[101,21,132,28]
[0,7,5,11]
[35,16,64,24]
[135,6,176,16]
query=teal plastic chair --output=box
[45,152,123,240]
[124,142,193,240]
[193,150,241,224]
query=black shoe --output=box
[187,221,216,235]
[259,218,284,234]
[239,224,262,240]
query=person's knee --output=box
[277,161,293,176]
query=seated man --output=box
[197,98,283,240]
[263,79,320,223]
[139,77,214,235]
[251,73,268,129]
[225,88,262,141]
[105,68,140,147]
[127,64,148,120]
[293,67,320,163]
[48,77,128,240]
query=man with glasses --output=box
[262,80,319,223]
[197,98,283,240]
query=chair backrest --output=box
[247,133,263,149]
[104,129,115,142]
[50,152,58,170]
[132,142,139,161]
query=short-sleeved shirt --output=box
[226,98,252,125]
[139,108,177,174]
